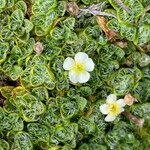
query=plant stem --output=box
[114,0,130,13]
[122,111,144,127]
[77,2,117,18]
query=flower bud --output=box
[124,94,137,106]
[34,42,44,54]
[67,2,79,16]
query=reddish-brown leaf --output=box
[96,16,118,40]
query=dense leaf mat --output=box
[0,0,150,149]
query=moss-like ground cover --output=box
[0,0,150,149]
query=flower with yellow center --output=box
[63,52,94,83]
[100,94,126,122]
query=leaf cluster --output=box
[0,0,149,149]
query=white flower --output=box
[63,52,94,83]
[100,94,126,122]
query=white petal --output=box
[63,57,74,70]
[69,70,78,83]
[100,104,109,115]
[120,108,124,113]
[85,58,95,72]
[77,71,90,83]
[105,115,116,122]
[106,94,117,103]
[75,52,88,62]
[116,99,126,107]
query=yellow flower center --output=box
[108,102,121,116]
[72,61,86,74]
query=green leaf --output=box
[78,143,89,150]
[22,38,35,58]
[7,113,24,131]
[20,67,32,88]
[139,13,150,25]
[107,18,120,32]
[136,25,150,45]
[84,25,101,39]
[31,86,49,102]
[35,26,45,36]
[79,86,93,97]
[17,32,30,42]
[64,26,78,44]
[133,79,150,102]
[138,53,150,67]
[2,57,13,73]
[110,68,135,95]
[53,123,78,148]
[30,65,45,87]
[32,0,57,14]
[120,23,137,41]
[78,116,96,135]
[126,51,141,65]
[3,99,18,114]
[30,14,45,27]
[142,66,150,79]
[1,27,14,39]
[142,0,150,7]
[10,20,22,31]
[0,86,14,99]
[81,0,90,5]
[21,94,46,122]
[27,123,49,143]
[125,0,144,19]
[0,107,5,120]
[44,69,56,90]
[74,96,87,111]
[43,43,62,59]
[117,8,134,24]
[11,9,24,22]
[50,27,65,40]
[117,0,144,24]
[24,19,33,33]
[98,35,108,45]
[44,11,58,33]
[99,44,125,62]
[0,0,6,9]
[63,17,76,30]
[57,1,67,16]
[40,104,62,126]
[32,55,47,65]
[98,60,119,79]
[0,111,23,131]
[131,103,150,127]
[11,46,22,56]
[108,0,121,10]
[106,121,140,149]
[0,139,9,150]
[14,26,25,37]
[0,42,9,63]
[60,101,78,119]
[15,1,27,14]
[11,132,33,150]
[8,65,23,81]
[5,0,14,8]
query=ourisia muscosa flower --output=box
[63,52,94,83]
[100,94,126,122]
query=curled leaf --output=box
[123,111,144,127]
[96,16,118,40]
